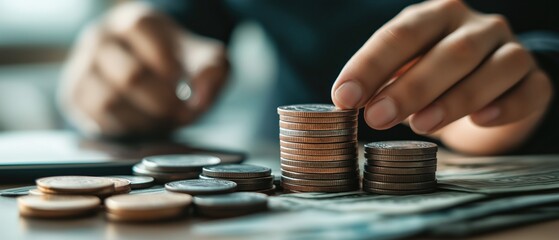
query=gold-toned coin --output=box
[280,158,356,168]
[281,146,356,156]
[280,140,357,150]
[280,128,356,137]
[36,176,114,194]
[105,177,132,195]
[277,104,358,118]
[279,121,357,131]
[279,134,356,143]
[279,115,357,123]
[281,164,356,174]
[106,206,186,222]
[105,192,192,212]
[281,152,356,161]
[18,195,100,218]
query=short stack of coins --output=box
[200,164,275,195]
[363,141,438,195]
[133,154,221,183]
[277,104,359,193]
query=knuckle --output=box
[448,35,478,62]
[503,43,532,68]
[436,0,466,14]
[485,14,510,32]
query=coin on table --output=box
[277,104,358,118]
[36,176,115,194]
[18,195,100,218]
[363,180,438,190]
[105,192,192,222]
[133,163,200,182]
[364,141,438,155]
[107,175,154,189]
[281,176,358,187]
[363,172,436,183]
[364,165,437,175]
[279,121,357,131]
[202,164,271,179]
[280,134,357,144]
[165,179,237,195]
[280,128,356,137]
[194,192,268,218]
[280,152,356,161]
[281,170,359,180]
[281,182,359,193]
[280,146,356,156]
[364,153,437,161]
[280,158,356,168]
[280,141,357,150]
[142,154,221,172]
[104,177,132,194]
[279,115,357,124]
[199,174,274,185]
[367,160,437,168]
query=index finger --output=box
[331,0,467,109]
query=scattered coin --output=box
[0,185,37,197]
[279,134,357,144]
[105,192,192,222]
[277,104,357,118]
[105,177,132,195]
[18,195,100,218]
[279,121,357,130]
[133,163,200,183]
[364,141,438,155]
[36,176,114,195]
[165,179,237,195]
[279,115,357,123]
[142,154,221,172]
[199,174,273,185]
[194,192,268,218]
[367,160,437,168]
[202,164,271,179]
[106,175,154,189]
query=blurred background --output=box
[0,0,277,151]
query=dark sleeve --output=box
[512,32,559,154]
[145,0,239,44]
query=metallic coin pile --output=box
[363,141,438,195]
[34,176,131,197]
[200,164,275,195]
[193,192,268,218]
[105,192,192,222]
[133,154,221,183]
[277,104,360,193]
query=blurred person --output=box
[59,0,559,155]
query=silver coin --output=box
[277,104,357,116]
[199,174,274,185]
[193,192,268,208]
[202,164,271,179]
[165,179,237,195]
[142,154,221,172]
[107,175,155,189]
[364,141,438,155]
[133,163,200,183]
[279,128,356,137]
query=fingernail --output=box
[334,81,362,108]
[366,97,398,128]
[411,105,445,134]
[475,106,500,124]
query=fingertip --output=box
[332,81,363,109]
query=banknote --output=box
[192,191,559,240]
[270,190,485,214]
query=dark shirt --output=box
[149,0,559,154]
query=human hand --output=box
[332,0,553,154]
[59,2,228,137]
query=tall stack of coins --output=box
[200,164,275,195]
[277,104,359,193]
[133,154,221,183]
[363,141,438,195]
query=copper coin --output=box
[280,140,357,150]
[107,175,154,190]
[279,121,357,131]
[142,154,221,172]
[281,146,356,156]
[280,158,356,168]
[281,182,358,192]
[199,175,274,185]
[133,163,200,183]
[105,177,132,194]
[281,170,359,180]
[36,176,114,194]
[281,164,356,174]
[105,207,186,222]
[363,172,436,183]
[277,104,358,118]
[281,176,358,187]
[367,160,437,168]
[364,153,437,161]
[364,165,437,175]
[280,128,356,137]
[364,141,438,155]
[279,134,357,143]
[165,179,237,195]
[202,164,271,179]
[363,180,437,190]
[281,152,357,161]
[280,115,357,123]
[18,195,100,218]
[363,187,436,195]
[105,192,192,212]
